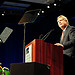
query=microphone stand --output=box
[23,23,26,63]
[41,29,54,41]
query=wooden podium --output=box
[25,39,63,75]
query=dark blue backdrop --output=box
[0,7,75,70]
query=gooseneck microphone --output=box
[39,34,43,39]
[41,29,54,41]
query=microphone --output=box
[41,29,54,41]
[39,34,43,39]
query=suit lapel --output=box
[60,25,70,44]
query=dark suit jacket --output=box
[60,25,75,58]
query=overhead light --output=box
[2,13,5,16]
[42,11,44,13]
[37,13,40,15]
[47,6,50,8]
[54,3,56,6]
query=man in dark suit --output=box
[55,15,75,75]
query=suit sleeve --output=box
[63,27,75,49]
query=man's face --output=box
[57,17,67,30]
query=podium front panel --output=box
[25,39,63,75]
[10,62,50,75]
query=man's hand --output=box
[54,43,64,47]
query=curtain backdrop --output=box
[0,9,75,70]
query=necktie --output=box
[61,31,64,41]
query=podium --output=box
[25,39,63,75]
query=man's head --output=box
[57,15,69,30]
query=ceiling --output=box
[0,0,49,23]
[0,0,75,23]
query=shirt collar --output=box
[63,25,69,31]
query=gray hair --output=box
[57,15,69,24]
